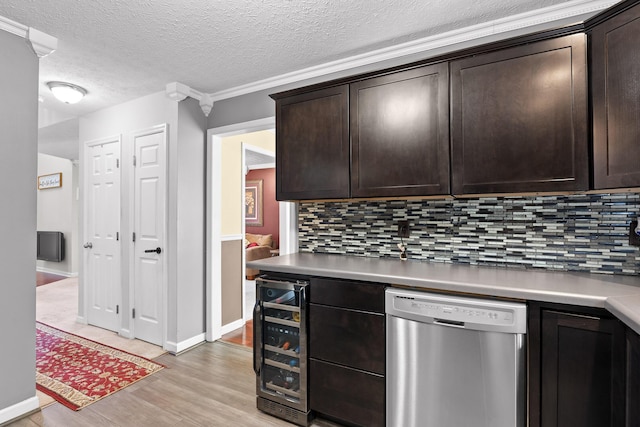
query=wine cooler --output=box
[254,276,311,426]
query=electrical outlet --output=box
[397,220,410,238]
[630,220,640,247]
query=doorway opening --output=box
[207,118,297,344]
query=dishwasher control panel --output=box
[385,288,527,334]
[402,297,514,323]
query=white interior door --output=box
[132,125,167,346]
[84,136,121,332]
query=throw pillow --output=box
[257,234,273,248]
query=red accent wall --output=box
[246,168,279,247]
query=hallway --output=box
[36,278,164,360]
[8,278,339,426]
[34,277,166,409]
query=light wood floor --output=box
[9,341,341,427]
[6,278,342,426]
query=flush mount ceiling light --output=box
[46,81,87,104]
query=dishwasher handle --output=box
[434,318,465,328]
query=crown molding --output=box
[208,0,617,103]
[27,28,57,58]
[0,15,57,58]
[0,15,27,39]
[165,82,214,116]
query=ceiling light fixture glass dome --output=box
[46,81,87,104]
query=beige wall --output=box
[221,239,243,325]
[219,130,275,329]
[220,130,275,236]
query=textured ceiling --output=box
[0,0,609,159]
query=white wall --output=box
[173,97,206,346]
[0,30,40,422]
[79,92,206,352]
[79,91,173,333]
[36,153,78,275]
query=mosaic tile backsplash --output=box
[298,193,640,276]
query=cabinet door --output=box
[310,359,384,427]
[591,5,640,189]
[309,304,385,374]
[275,85,350,200]
[450,34,588,195]
[350,63,450,197]
[627,328,640,427]
[531,306,626,427]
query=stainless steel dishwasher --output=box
[386,288,527,427]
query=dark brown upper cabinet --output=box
[274,85,350,200]
[590,3,640,189]
[450,34,589,195]
[350,63,450,197]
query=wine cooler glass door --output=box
[255,278,308,412]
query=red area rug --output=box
[36,322,165,410]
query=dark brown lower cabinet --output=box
[528,302,626,427]
[309,278,386,426]
[310,304,384,374]
[626,328,640,427]
[310,359,385,427]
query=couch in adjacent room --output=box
[245,233,275,279]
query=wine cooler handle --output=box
[300,285,307,306]
[253,301,262,375]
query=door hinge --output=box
[116,158,120,168]
[133,155,136,166]
[132,308,136,319]
[116,231,119,241]
[116,305,119,314]
[132,232,136,242]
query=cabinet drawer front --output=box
[310,304,385,374]
[310,359,384,427]
[310,277,385,313]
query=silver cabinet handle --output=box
[83,242,93,249]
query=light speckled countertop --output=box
[248,253,640,334]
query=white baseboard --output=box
[220,318,245,336]
[119,328,132,339]
[165,333,206,354]
[75,315,87,324]
[0,395,39,425]
[36,267,77,277]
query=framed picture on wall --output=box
[245,179,263,226]
[37,172,62,190]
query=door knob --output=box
[144,247,162,254]
[83,242,93,249]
